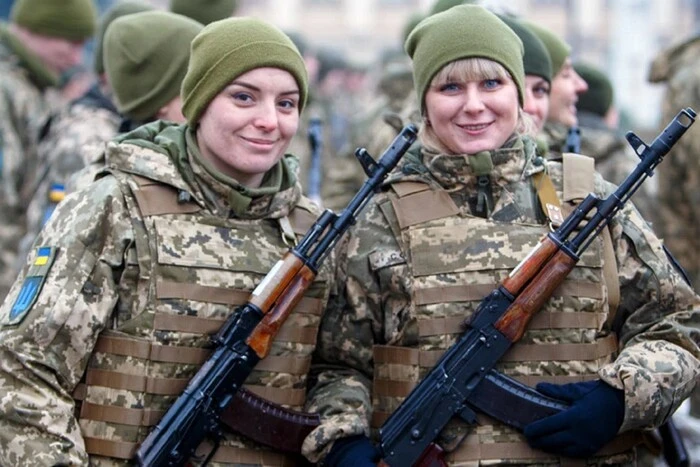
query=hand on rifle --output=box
[324,435,379,467]
[524,379,625,457]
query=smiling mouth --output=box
[242,136,277,145]
[457,122,491,131]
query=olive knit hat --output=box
[104,11,203,121]
[405,4,524,110]
[93,1,154,75]
[10,0,97,41]
[169,0,238,25]
[498,15,552,83]
[181,17,308,125]
[574,62,613,117]
[523,21,571,76]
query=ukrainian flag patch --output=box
[6,246,58,325]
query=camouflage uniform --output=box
[578,110,657,225]
[305,135,700,465]
[0,121,336,466]
[648,35,700,289]
[0,24,62,303]
[649,33,700,421]
[18,83,122,264]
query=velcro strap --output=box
[373,335,616,367]
[391,189,460,229]
[211,446,300,466]
[131,176,201,216]
[156,280,324,316]
[417,311,604,336]
[153,313,319,344]
[80,401,163,426]
[563,153,595,202]
[84,436,137,460]
[85,368,188,395]
[391,181,431,197]
[414,280,603,306]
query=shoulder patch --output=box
[5,246,58,326]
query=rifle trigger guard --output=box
[456,404,477,425]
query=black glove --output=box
[324,435,379,467]
[523,379,625,458]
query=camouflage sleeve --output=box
[598,179,700,432]
[0,176,133,466]
[304,194,407,462]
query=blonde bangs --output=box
[430,58,511,88]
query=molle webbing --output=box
[131,175,202,215]
[390,182,459,229]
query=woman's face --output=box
[424,71,519,154]
[548,58,588,127]
[523,75,550,132]
[196,67,300,187]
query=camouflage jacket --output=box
[0,24,62,302]
[649,34,700,288]
[306,134,700,464]
[0,121,336,466]
[19,83,122,267]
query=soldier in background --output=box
[649,33,700,430]
[19,7,199,265]
[0,0,96,303]
[525,20,588,153]
[19,1,155,266]
[574,61,657,224]
[169,0,238,25]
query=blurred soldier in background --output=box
[526,21,588,153]
[19,1,155,266]
[649,33,700,293]
[169,0,238,25]
[575,61,656,224]
[19,6,199,264]
[0,0,96,302]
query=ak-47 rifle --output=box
[563,126,581,153]
[376,108,696,467]
[307,117,323,204]
[134,124,418,467]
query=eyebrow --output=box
[229,80,300,96]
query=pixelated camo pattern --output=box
[308,134,700,465]
[0,122,335,466]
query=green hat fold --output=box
[405,4,525,110]
[574,62,613,117]
[169,0,238,25]
[11,0,97,41]
[93,1,154,75]
[499,15,552,83]
[181,17,308,125]
[104,11,203,121]
[524,21,571,76]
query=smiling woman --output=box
[307,4,700,467]
[0,16,341,467]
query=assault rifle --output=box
[377,108,696,467]
[563,126,581,153]
[134,124,418,466]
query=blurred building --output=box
[236,0,700,130]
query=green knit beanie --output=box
[405,4,524,111]
[104,11,203,121]
[498,15,552,83]
[523,21,571,76]
[169,0,238,25]
[574,62,613,117]
[428,0,476,15]
[93,1,154,75]
[10,0,97,41]
[181,17,308,125]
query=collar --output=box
[0,24,59,90]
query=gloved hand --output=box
[323,435,379,467]
[523,379,625,458]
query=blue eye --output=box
[439,82,461,92]
[483,79,502,90]
[278,99,298,110]
[232,92,253,103]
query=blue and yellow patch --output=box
[6,246,58,325]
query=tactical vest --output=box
[74,171,330,466]
[370,157,638,465]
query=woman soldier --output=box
[307,5,700,466]
[0,16,337,466]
